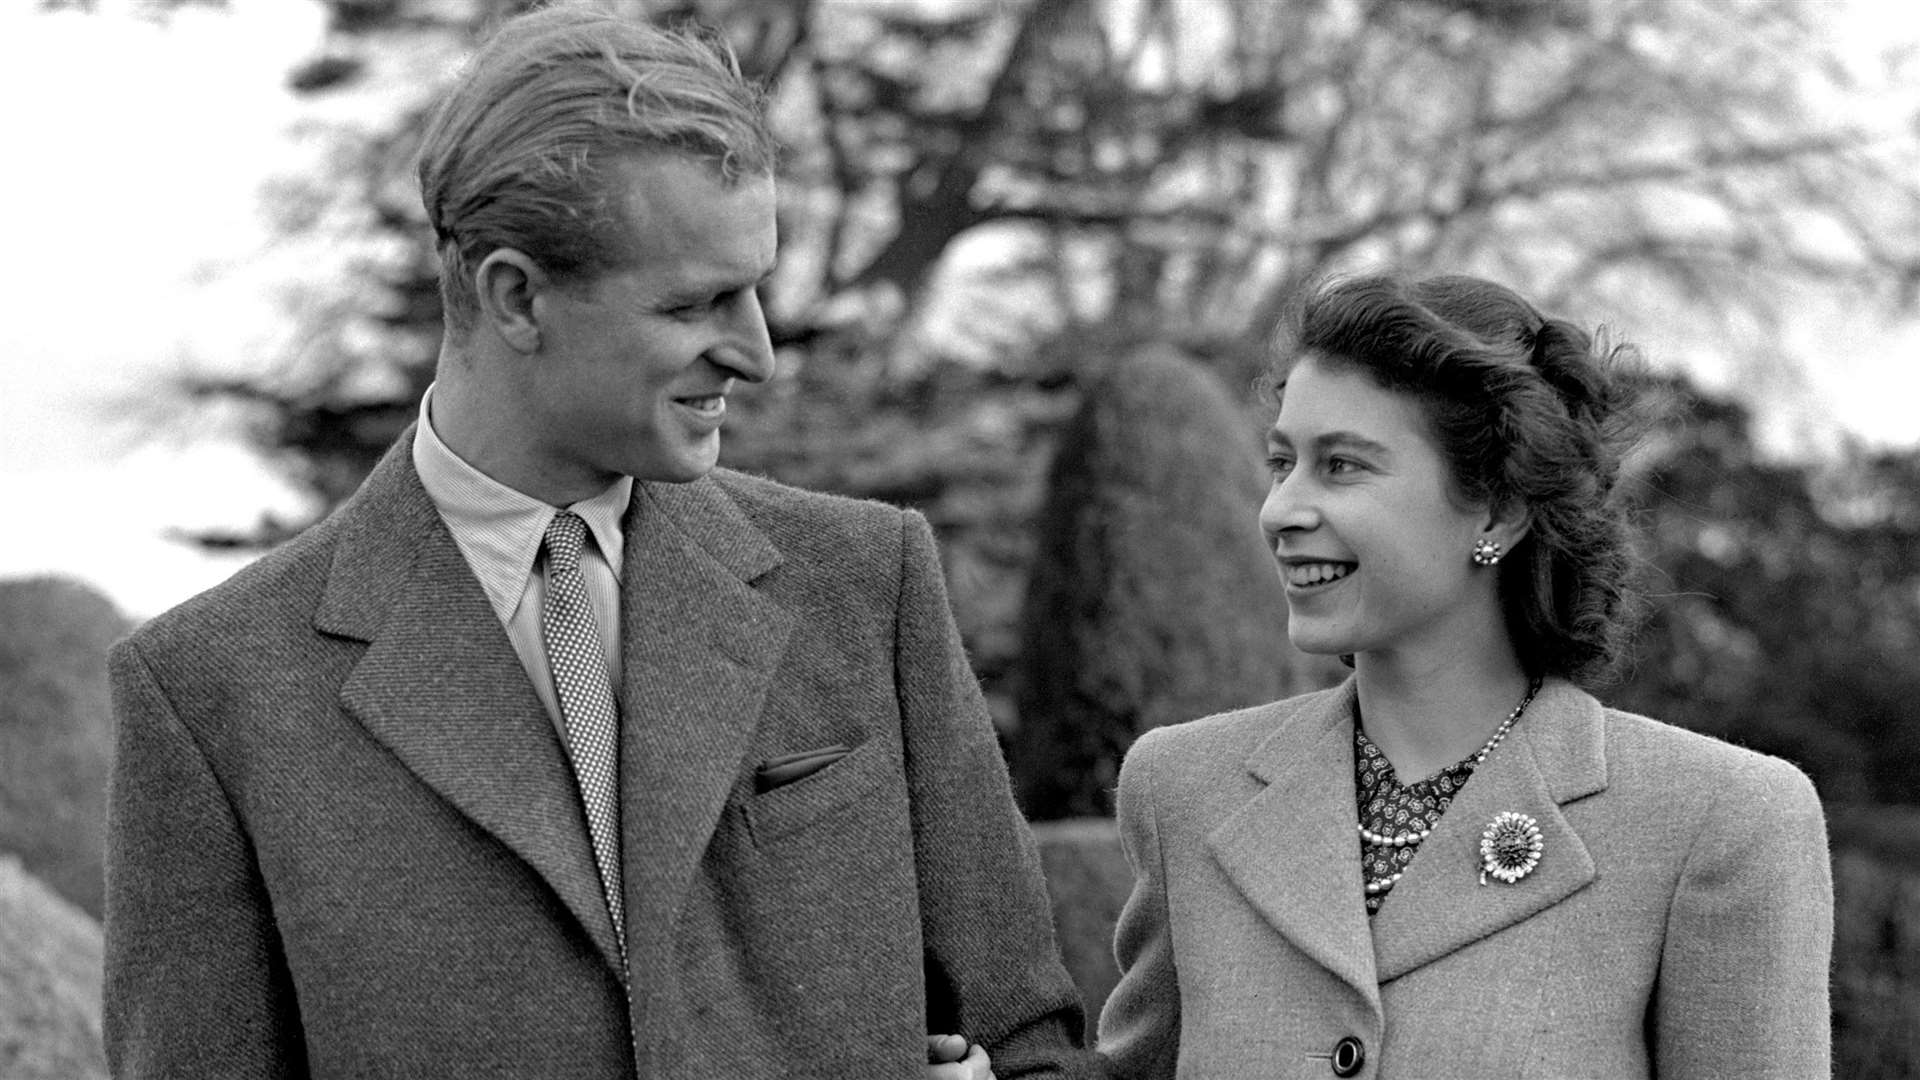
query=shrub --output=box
[1010,345,1338,819]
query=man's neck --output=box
[428,359,617,508]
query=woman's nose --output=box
[1258,473,1318,541]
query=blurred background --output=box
[3,0,1918,1075]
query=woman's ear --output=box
[474,248,545,354]
[1480,498,1531,554]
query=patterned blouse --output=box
[1354,723,1480,916]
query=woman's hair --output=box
[1271,273,1649,687]
[417,5,778,337]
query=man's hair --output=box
[1269,273,1652,687]
[417,4,777,337]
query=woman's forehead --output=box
[1272,355,1424,437]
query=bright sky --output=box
[0,0,1916,621]
[0,1,325,618]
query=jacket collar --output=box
[1206,681,1382,1014]
[1368,677,1604,981]
[1206,676,1607,1003]
[613,474,793,1017]
[317,434,795,989]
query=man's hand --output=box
[925,1034,994,1080]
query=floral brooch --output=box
[1479,811,1543,885]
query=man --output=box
[103,7,1094,1078]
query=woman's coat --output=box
[1097,678,1831,1080]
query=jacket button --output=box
[1330,1035,1366,1077]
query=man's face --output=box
[515,153,777,497]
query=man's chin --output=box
[632,444,721,484]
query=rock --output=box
[0,855,106,1080]
[0,575,127,919]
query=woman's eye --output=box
[1265,454,1294,476]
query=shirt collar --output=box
[411,385,633,625]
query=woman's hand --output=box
[925,1034,994,1080]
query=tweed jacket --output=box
[104,434,1094,1080]
[1097,678,1832,1080]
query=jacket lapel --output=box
[320,436,625,973]
[1370,678,1606,983]
[616,476,794,999]
[1206,682,1383,1014]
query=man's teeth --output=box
[1287,562,1353,586]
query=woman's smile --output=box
[1281,559,1356,590]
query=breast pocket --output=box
[743,738,897,847]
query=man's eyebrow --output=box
[667,269,775,303]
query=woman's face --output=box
[1259,354,1504,663]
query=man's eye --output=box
[1326,456,1358,475]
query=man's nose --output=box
[715,288,776,384]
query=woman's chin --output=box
[1285,627,1353,658]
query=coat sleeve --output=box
[892,510,1102,1079]
[104,639,307,1079]
[1652,753,1832,1079]
[1095,727,1181,1080]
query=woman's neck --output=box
[1353,645,1532,784]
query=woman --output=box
[1097,274,1832,1079]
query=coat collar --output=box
[614,474,793,1014]
[317,434,795,987]
[1206,676,1607,1002]
[1368,677,1604,981]
[1206,681,1382,1015]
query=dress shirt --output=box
[412,387,631,735]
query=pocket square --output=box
[753,745,852,793]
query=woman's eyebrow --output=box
[1316,431,1394,458]
[1267,429,1394,457]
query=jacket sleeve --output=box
[892,509,1102,1079]
[104,639,307,1079]
[1653,753,1832,1079]
[1096,727,1181,1080]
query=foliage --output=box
[143,0,1920,743]
[0,577,127,919]
[1008,345,1334,818]
[1609,381,1920,803]
[0,856,106,1080]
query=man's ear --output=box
[474,248,545,354]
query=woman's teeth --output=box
[1286,562,1354,587]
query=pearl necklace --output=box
[1357,678,1543,866]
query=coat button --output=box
[1330,1035,1366,1077]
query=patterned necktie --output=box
[540,510,625,955]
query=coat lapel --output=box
[1206,682,1383,1013]
[1370,678,1606,983]
[320,436,625,973]
[616,476,794,998]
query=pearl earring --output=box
[1471,539,1504,567]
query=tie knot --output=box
[543,510,588,573]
